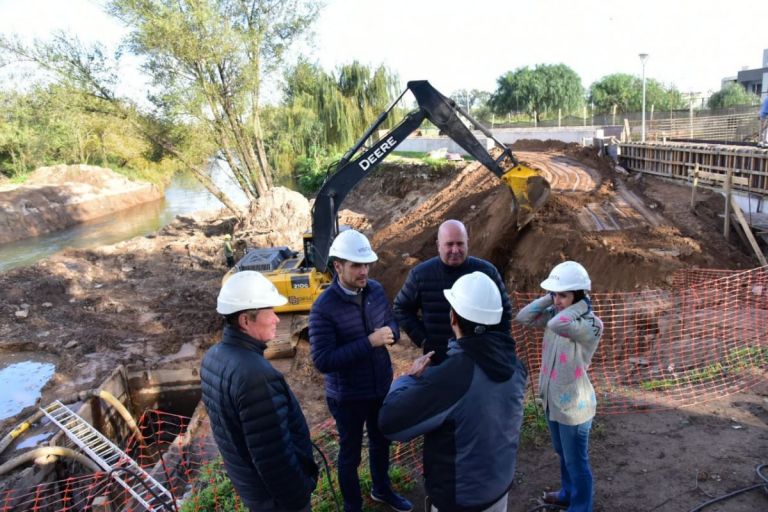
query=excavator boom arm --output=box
[311,80,548,272]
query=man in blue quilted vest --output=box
[309,229,412,512]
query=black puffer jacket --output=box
[201,326,318,511]
[393,256,512,364]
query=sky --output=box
[1,0,767,101]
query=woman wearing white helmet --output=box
[515,261,603,512]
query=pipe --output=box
[0,389,145,457]
[0,446,102,476]
[0,409,45,455]
[97,390,146,449]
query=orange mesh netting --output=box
[513,265,768,413]
[2,266,766,510]
[0,410,423,511]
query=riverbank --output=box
[0,165,163,244]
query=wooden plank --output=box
[696,168,753,187]
[690,163,699,210]
[692,170,750,186]
[731,201,768,266]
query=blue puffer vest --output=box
[309,278,397,401]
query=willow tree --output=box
[267,60,399,178]
[107,0,319,209]
[490,64,584,122]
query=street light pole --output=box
[639,53,649,142]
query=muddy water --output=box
[0,356,56,421]
[0,166,248,273]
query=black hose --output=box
[688,463,767,512]
[312,441,341,512]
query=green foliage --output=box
[107,0,321,205]
[294,148,340,195]
[265,59,400,188]
[181,456,413,512]
[588,73,637,114]
[180,459,247,512]
[490,64,584,121]
[519,396,549,447]
[313,465,414,512]
[640,346,767,391]
[588,73,687,114]
[707,83,760,109]
[0,84,174,181]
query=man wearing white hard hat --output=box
[201,271,318,512]
[379,272,528,512]
[515,261,604,512]
[309,229,412,512]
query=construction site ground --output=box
[1,142,766,511]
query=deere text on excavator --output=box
[228,80,550,356]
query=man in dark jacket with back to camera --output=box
[201,270,318,512]
[380,272,527,512]
[309,229,412,512]
[394,219,512,365]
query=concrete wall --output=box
[396,126,621,155]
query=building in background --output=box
[733,49,768,99]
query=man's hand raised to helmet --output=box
[368,326,395,347]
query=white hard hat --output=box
[328,229,378,263]
[443,271,503,325]
[217,270,287,315]
[540,261,591,292]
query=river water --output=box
[0,167,249,273]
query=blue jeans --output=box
[327,397,391,512]
[547,417,593,512]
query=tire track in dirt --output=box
[519,151,664,231]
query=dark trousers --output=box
[327,397,391,512]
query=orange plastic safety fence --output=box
[513,265,768,414]
[0,410,422,511]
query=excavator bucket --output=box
[500,164,551,228]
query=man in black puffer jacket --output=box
[394,220,512,365]
[201,271,318,512]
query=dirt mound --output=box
[370,163,519,298]
[0,165,163,244]
[237,186,310,250]
[510,139,570,152]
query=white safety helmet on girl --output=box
[328,229,378,263]
[217,271,287,315]
[540,261,591,292]
[443,271,503,325]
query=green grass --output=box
[640,346,768,391]
[519,397,550,447]
[181,456,415,512]
[179,459,248,512]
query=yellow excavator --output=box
[227,80,549,355]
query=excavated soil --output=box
[1,143,766,511]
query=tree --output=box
[489,64,584,122]
[107,0,320,209]
[450,89,489,114]
[588,73,636,114]
[266,59,399,191]
[589,73,687,114]
[707,83,760,109]
[0,31,242,212]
